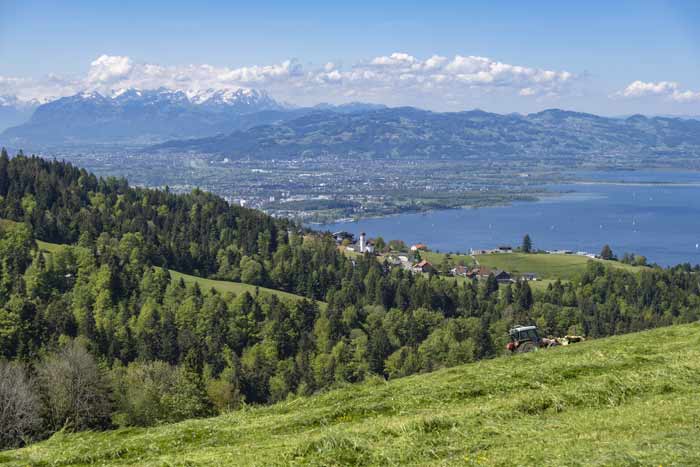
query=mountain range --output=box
[153,107,700,160]
[0,88,293,145]
[0,88,393,146]
[2,88,700,162]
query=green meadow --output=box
[475,252,641,281]
[4,322,699,466]
[164,268,326,308]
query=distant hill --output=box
[152,107,700,160]
[5,322,699,466]
[312,101,387,113]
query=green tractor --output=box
[506,325,550,353]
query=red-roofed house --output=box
[412,260,434,273]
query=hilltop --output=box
[3,322,699,466]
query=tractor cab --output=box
[507,325,542,353]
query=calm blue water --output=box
[313,170,700,266]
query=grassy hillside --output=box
[1,219,317,307]
[476,252,641,281]
[420,251,475,267]
[4,322,699,466]
[165,269,326,308]
[35,239,67,255]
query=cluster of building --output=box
[451,265,511,282]
[335,232,433,273]
[384,255,435,274]
[332,231,558,285]
[334,232,540,283]
[450,266,537,283]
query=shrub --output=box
[37,339,112,432]
[111,361,213,427]
[0,360,42,448]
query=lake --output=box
[312,170,700,266]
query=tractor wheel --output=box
[516,341,536,353]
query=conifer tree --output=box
[600,244,614,260]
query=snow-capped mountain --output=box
[186,88,285,110]
[1,87,289,144]
[105,87,286,112]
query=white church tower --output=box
[359,232,366,253]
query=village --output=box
[335,230,606,284]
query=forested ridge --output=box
[1,148,699,449]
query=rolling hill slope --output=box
[475,252,642,281]
[164,268,326,308]
[14,221,322,307]
[3,322,699,466]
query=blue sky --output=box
[1,0,699,114]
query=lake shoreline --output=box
[311,170,700,266]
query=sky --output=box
[1,0,700,115]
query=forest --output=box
[1,149,699,449]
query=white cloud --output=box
[424,55,448,70]
[618,80,700,102]
[370,52,418,66]
[87,55,133,84]
[669,89,700,102]
[0,52,577,107]
[0,74,79,104]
